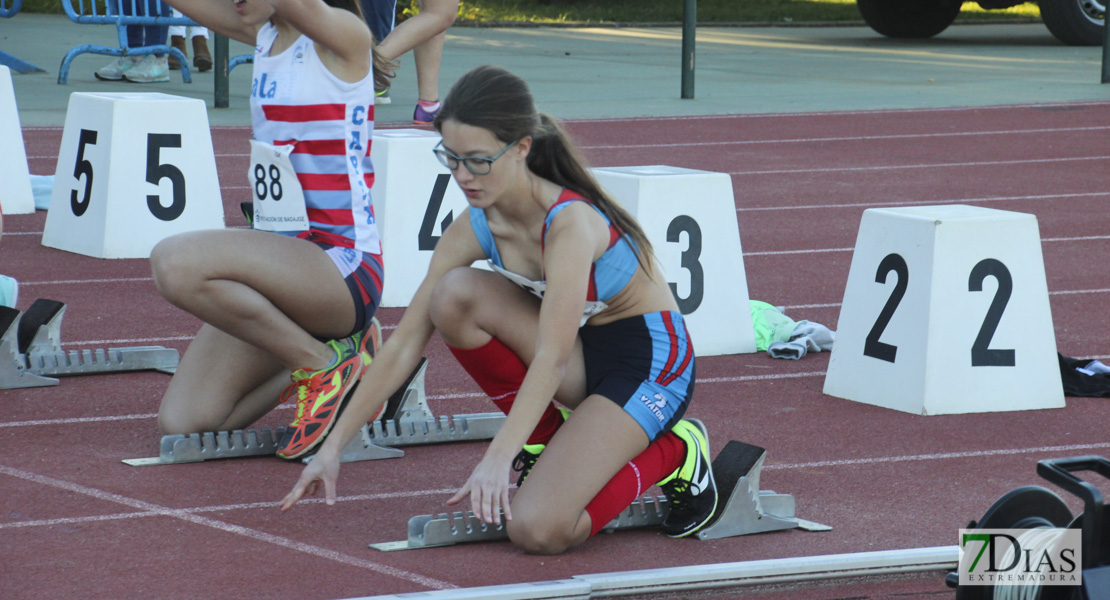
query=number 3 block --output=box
[594,166,756,357]
[43,92,224,259]
[823,205,1063,415]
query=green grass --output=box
[17,0,1042,23]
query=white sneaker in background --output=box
[0,275,19,309]
[94,55,141,81]
[124,55,170,83]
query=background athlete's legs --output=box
[151,229,357,434]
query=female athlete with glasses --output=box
[281,65,718,552]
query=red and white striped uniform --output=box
[249,23,381,255]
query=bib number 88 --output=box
[253,164,284,201]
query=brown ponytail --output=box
[435,65,656,275]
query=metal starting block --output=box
[123,357,507,466]
[370,441,831,551]
[1,299,179,390]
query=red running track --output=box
[3,102,1110,600]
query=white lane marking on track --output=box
[766,442,1110,471]
[746,236,1110,257]
[580,125,1110,150]
[564,102,1110,123]
[730,155,1110,176]
[736,191,1110,212]
[0,414,159,428]
[0,464,456,590]
[0,488,458,530]
[35,124,1106,159]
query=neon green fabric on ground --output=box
[749,300,798,351]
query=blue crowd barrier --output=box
[1,0,47,73]
[58,0,199,83]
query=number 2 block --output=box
[594,166,756,357]
[823,205,1064,415]
[42,92,224,259]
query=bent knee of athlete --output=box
[429,267,484,327]
[150,234,202,301]
[156,403,201,436]
[506,511,579,555]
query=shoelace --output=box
[512,451,540,486]
[663,479,706,515]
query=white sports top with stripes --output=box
[249,23,381,254]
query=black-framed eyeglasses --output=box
[432,139,520,175]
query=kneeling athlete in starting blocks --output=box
[281,65,719,553]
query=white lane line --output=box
[0,488,457,530]
[746,235,1110,257]
[580,125,1110,150]
[766,442,1110,471]
[729,155,1110,176]
[0,414,159,428]
[11,441,1110,536]
[0,464,455,590]
[736,191,1110,212]
[34,124,1105,159]
[20,277,154,285]
[564,101,1110,123]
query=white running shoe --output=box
[124,55,170,83]
[94,55,141,81]
[0,275,19,309]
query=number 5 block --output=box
[594,166,756,357]
[43,92,224,259]
[823,205,1063,415]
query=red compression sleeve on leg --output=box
[448,337,563,446]
[584,431,684,537]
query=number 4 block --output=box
[823,205,1064,415]
[43,92,224,259]
[370,129,470,308]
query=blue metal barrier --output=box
[1,0,47,73]
[0,0,21,18]
[58,0,197,83]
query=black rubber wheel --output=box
[857,0,963,38]
[954,486,1074,600]
[1040,0,1106,45]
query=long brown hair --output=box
[434,65,655,274]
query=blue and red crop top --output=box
[468,189,639,325]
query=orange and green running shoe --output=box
[343,317,386,423]
[276,339,365,459]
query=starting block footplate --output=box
[124,357,508,466]
[1,299,180,390]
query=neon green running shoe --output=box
[510,407,572,487]
[659,418,718,538]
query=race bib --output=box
[249,139,308,232]
[488,261,607,327]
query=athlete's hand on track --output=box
[447,454,512,525]
[280,449,341,511]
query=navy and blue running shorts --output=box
[314,243,384,337]
[579,310,695,442]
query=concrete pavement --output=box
[2,13,1109,128]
